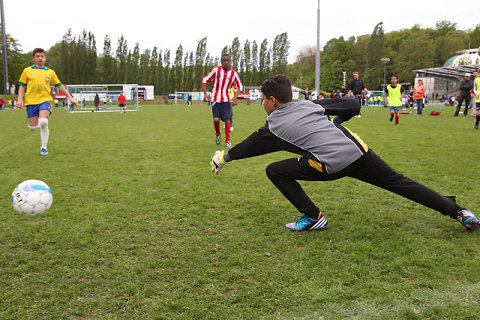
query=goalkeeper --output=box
[210,74,479,231]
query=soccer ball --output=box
[11,180,53,216]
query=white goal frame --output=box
[66,84,139,113]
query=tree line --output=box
[0,29,289,95]
[1,20,479,95]
[290,21,480,93]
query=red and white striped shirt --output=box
[202,66,243,103]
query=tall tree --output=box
[87,32,97,83]
[195,37,207,91]
[230,37,241,70]
[251,40,259,85]
[174,44,184,91]
[431,20,459,66]
[139,48,151,85]
[101,35,116,83]
[242,39,251,86]
[0,32,29,93]
[319,37,355,91]
[259,39,270,83]
[131,43,140,83]
[396,28,434,83]
[60,29,74,83]
[365,22,385,89]
[468,24,480,49]
[156,50,163,94]
[163,49,172,93]
[185,52,194,91]
[150,46,158,88]
[116,35,128,83]
[272,32,290,75]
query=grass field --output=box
[1,102,479,319]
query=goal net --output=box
[66,84,139,113]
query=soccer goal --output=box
[66,84,139,113]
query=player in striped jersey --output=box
[202,54,243,148]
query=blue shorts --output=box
[476,102,480,111]
[390,106,400,111]
[26,101,52,118]
[212,102,232,121]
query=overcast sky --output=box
[4,0,480,63]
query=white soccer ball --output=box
[11,180,53,217]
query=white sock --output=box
[28,124,39,131]
[38,118,49,149]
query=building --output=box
[414,49,480,102]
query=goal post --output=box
[65,84,139,113]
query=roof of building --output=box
[443,49,480,67]
[414,64,479,80]
[414,49,480,80]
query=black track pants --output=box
[265,150,462,219]
[454,94,471,116]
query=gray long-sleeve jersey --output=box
[225,100,368,174]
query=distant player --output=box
[210,74,480,231]
[118,92,126,114]
[385,75,404,125]
[348,71,368,117]
[94,93,100,111]
[202,53,243,148]
[17,48,76,156]
[473,70,480,129]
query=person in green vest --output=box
[473,69,480,129]
[384,75,404,125]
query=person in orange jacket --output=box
[413,79,426,115]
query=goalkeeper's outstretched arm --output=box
[210,122,318,174]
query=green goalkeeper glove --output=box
[211,150,226,175]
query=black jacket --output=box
[349,79,365,95]
[459,78,473,96]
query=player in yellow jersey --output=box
[17,48,76,156]
[384,75,404,125]
[473,70,480,129]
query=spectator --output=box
[304,87,310,101]
[413,79,426,115]
[454,73,474,117]
[94,93,100,111]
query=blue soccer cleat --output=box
[285,212,328,231]
[40,148,48,156]
[457,209,480,230]
[225,141,232,148]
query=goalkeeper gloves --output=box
[211,150,226,175]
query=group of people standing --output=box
[453,70,480,129]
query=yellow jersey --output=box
[19,65,61,106]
